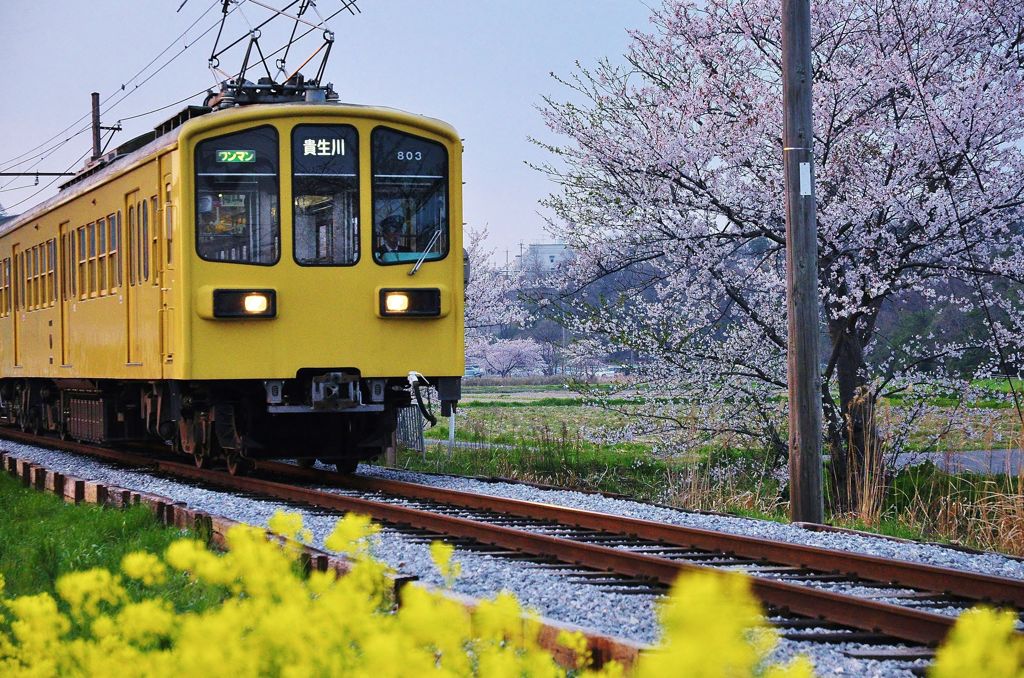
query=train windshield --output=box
[371,127,448,265]
[292,124,359,265]
[194,126,280,265]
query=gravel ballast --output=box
[4,442,989,676]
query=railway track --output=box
[3,427,1022,659]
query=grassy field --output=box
[0,472,222,610]
[437,384,1024,455]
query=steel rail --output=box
[159,461,962,646]
[258,461,1024,608]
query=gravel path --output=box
[3,442,977,676]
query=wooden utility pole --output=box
[781,0,824,522]
[91,92,102,161]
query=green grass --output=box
[0,472,223,612]
[400,437,680,499]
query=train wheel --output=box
[226,452,254,476]
[177,416,214,469]
[193,449,213,470]
[214,403,254,476]
[335,459,359,474]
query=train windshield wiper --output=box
[408,228,442,276]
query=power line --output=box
[0,0,221,170]
[116,87,214,123]
[2,146,93,211]
[97,2,240,122]
[2,2,360,210]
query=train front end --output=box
[174,103,464,470]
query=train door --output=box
[125,190,142,364]
[11,243,21,366]
[59,222,72,366]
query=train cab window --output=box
[195,126,280,265]
[292,124,359,266]
[371,127,448,265]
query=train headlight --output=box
[213,289,277,318]
[244,293,270,314]
[379,288,441,317]
[384,291,410,313]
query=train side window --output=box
[164,184,173,265]
[107,213,118,291]
[15,253,21,311]
[128,206,136,285]
[115,211,122,286]
[135,201,143,282]
[31,246,39,310]
[97,218,107,294]
[77,228,86,300]
[87,222,97,296]
[48,240,56,304]
[69,232,76,297]
[195,126,280,265]
[291,124,359,266]
[0,258,8,316]
[0,258,9,316]
[150,196,158,283]
[142,198,150,281]
[371,127,449,266]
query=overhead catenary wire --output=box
[3,1,359,210]
[0,0,221,171]
[0,1,233,195]
[2,146,94,212]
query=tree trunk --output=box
[826,321,879,513]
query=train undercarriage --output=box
[0,372,459,474]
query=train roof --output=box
[0,102,460,239]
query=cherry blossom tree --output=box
[537,0,1024,508]
[463,226,525,358]
[470,338,548,378]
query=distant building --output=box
[515,243,570,278]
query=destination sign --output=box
[303,138,345,157]
[216,150,256,163]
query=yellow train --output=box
[0,88,465,472]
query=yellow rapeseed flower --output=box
[430,540,462,587]
[55,568,127,618]
[2,508,1020,678]
[121,551,168,586]
[930,607,1024,678]
[268,508,313,543]
[324,512,380,556]
[635,571,789,678]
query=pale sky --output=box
[0,0,653,260]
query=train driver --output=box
[376,214,411,260]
